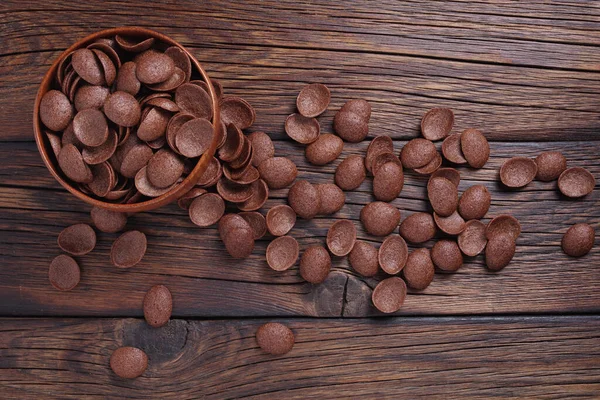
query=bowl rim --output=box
[33,26,221,213]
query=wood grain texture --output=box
[1,1,600,142]
[1,317,599,399]
[0,140,598,317]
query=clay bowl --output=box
[33,27,221,213]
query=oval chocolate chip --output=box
[458,220,488,257]
[327,220,357,257]
[535,151,566,182]
[266,236,299,271]
[431,167,460,187]
[297,83,330,118]
[116,61,141,95]
[146,149,184,189]
[58,223,96,255]
[360,202,401,237]
[441,134,467,164]
[460,128,489,169]
[300,245,331,284]
[558,167,595,198]
[288,180,321,220]
[399,212,436,244]
[49,254,81,291]
[335,155,366,190]
[220,96,256,130]
[458,185,491,220]
[305,134,344,165]
[431,240,463,272]
[485,233,516,271]
[365,136,394,173]
[91,206,127,233]
[248,132,275,167]
[427,177,458,217]
[110,347,148,379]
[403,248,434,290]
[258,157,298,189]
[189,193,225,227]
[378,235,408,275]
[340,99,371,122]
[486,215,521,241]
[434,211,466,235]
[143,284,172,328]
[285,113,320,144]
[73,108,109,147]
[104,91,141,127]
[372,277,406,313]
[421,108,453,141]
[562,223,594,257]
[266,205,296,237]
[135,50,175,84]
[348,241,379,277]
[500,157,538,188]
[58,144,93,183]
[74,84,110,111]
[333,110,369,143]
[400,138,436,169]
[40,90,74,131]
[373,161,404,202]
[239,211,267,239]
[256,322,295,355]
[111,230,147,268]
[316,183,345,215]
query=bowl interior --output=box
[33,27,220,213]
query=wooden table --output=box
[1,1,599,398]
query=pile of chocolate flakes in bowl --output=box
[39,36,596,379]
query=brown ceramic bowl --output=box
[33,27,221,213]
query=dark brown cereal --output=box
[266,205,297,237]
[238,179,269,212]
[175,83,212,119]
[148,68,186,93]
[431,240,463,272]
[91,206,127,233]
[165,46,192,82]
[288,180,321,219]
[175,118,214,158]
[88,162,115,197]
[115,35,155,52]
[558,167,596,198]
[486,215,521,241]
[399,212,436,244]
[430,167,460,187]
[360,202,401,237]
[434,211,466,235]
[178,188,208,210]
[378,235,408,275]
[73,108,109,147]
[316,183,345,215]
[327,220,357,257]
[82,128,118,165]
[120,144,154,178]
[74,84,110,111]
[458,185,491,220]
[137,107,171,142]
[146,97,180,113]
[49,254,81,291]
[225,164,260,185]
[110,230,147,268]
[421,108,454,141]
[216,178,254,203]
[427,177,459,217]
[258,157,298,189]
[414,151,442,175]
[300,245,331,284]
[248,132,275,167]
[335,155,366,190]
[365,135,394,173]
[189,193,225,227]
[110,347,148,379]
[91,49,116,86]
[500,157,538,188]
[485,233,516,271]
[458,220,488,257]
[58,223,96,256]
[143,285,172,328]
[103,91,141,127]
[285,113,320,144]
[220,96,256,130]
[305,133,344,165]
[196,157,222,187]
[403,248,434,290]
[348,241,379,277]
[135,50,175,84]
[371,152,402,177]
[146,149,184,188]
[400,138,437,169]
[46,131,62,157]
[256,322,295,355]
[297,83,330,118]
[441,134,467,164]
[222,225,255,259]
[372,277,406,313]
[460,128,489,169]
[228,136,252,170]
[266,236,299,271]
[239,211,267,239]
[218,123,244,162]
[115,61,141,95]
[373,161,404,202]
[218,214,252,240]
[340,99,371,122]
[562,223,595,257]
[535,151,567,182]
[333,110,369,143]
[72,48,105,85]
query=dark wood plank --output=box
[0,140,598,317]
[1,1,600,141]
[1,316,599,399]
